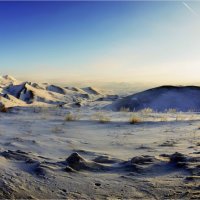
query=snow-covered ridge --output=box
[2,75,200,112]
[0,75,19,86]
[108,85,200,112]
[0,75,108,108]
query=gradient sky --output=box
[0,1,200,84]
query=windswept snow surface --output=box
[0,77,199,199]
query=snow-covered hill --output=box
[3,76,200,112]
[107,86,200,112]
[0,75,109,108]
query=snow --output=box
[0,76,199,198]
[108,86,200,112]
[0,75,106,108]
[0,106,199,198]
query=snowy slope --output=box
[108,86,200,112]
[0,75,106,108]
[82,87,103,95]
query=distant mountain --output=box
[107,86,200,112]
[0,75,111,108]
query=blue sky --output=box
[0,1,200,84]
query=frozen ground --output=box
[0,75,199,199]
[0,107,200,199]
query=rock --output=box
[65,166,76,172]
[65,153,109,172]
[169,152,187,163]
[0,102,8,112]
[93,155,118,164]
[131,155,155,165]
[66,152,87,171]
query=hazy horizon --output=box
[1,1,200,85]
